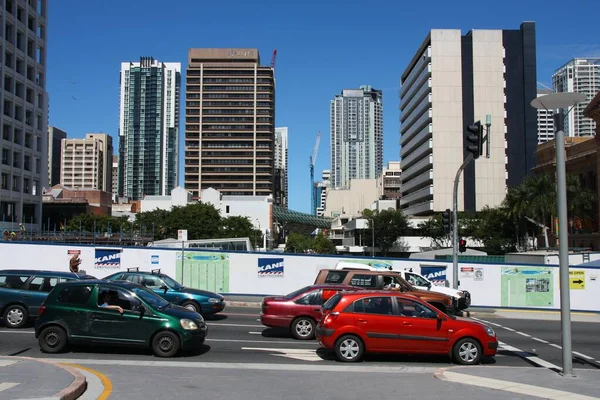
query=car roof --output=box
[56,279,140,289]
[0,269,79,278]
[337,290,420,299]
[309,284,364,290]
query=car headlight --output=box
[484,326,495,337]
[457,291,464,297]
[180,319,199,330]
[208,297,221,303]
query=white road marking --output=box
[0,383,19,392]
[516,331,530,337]
[39,358,439,373]
[248,332,262,335]
[499,341,561,369]
[503,327,516,332]
[532,337,548,344]
[549,343,562,349]
[0,330,34,334]
[208,323,264,328]
[573,351,594,360]
[0,359,20,367]
[439,371,598,400]
[242,347,323,362]
[208,338,316,345]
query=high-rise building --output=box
[0,0,48,230]
[60,134,112,191]
[399,23,537,216]
[274,127,288,207]
[111,155,118,197]
[315,170,331,217]
[552,58,600,137]
[536,89,555,144]
[48,126,66,186]
[184,48,276,199]
[118,57,181,200]
[330,85,383,189]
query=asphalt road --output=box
[1,307,598,370]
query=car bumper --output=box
[202,301,226,315]
[180,325,208,350]
[315,324,335,348]
[484,338,498,356]
[260,313,292,328]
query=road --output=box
[0,307,598,399]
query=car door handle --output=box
[357,319,367,323]
[403,321,412,326]
[313,308,321,312]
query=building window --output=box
[23,178,29,193]
[12,176,19,191]
[1,173,8,190]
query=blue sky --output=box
[47,0,600,213]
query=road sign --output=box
[178,229,188,242]
[569,270,585,290]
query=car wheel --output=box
[3,305,28,329]
[453,337,482,365]
[152,331,181,358]
[182,301,201,314]
[39,326,68,353]
[334,335,364,362]
[291,317,315,340]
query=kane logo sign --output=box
[94,248,122,269]
[258,258,284,277]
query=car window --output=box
[160,274,183,290]
[323,293,342,311]
[106,273,124,281]
[396,298,437,319]
[57,285,93,305]
[97,286,141,311]
[284,286,311,300]
[0,274,29,289]
[324,271,348,284]
[28,276,59,292]
[140,275,164,290]
[129,286,169,310]
[349,274,377,288]
[405,272,429,287]
[123,274,143,285]
[295,290,316,305]
[355,296,393,315]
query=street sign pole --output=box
[452,153,473,289]
[178,229,188,285]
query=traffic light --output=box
[442,209,452,234]
[459,238,467,253]
[465,121,483,159]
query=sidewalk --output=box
[436,365,600,399]
[0,356,86,400]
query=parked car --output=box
[260,284,364,340]
[314,269,455,315]
[34,280,207,357]
[0,269,86,328]
[103,268,225,316]
[316,291,497,364]
[334,262,471,311]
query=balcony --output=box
[401,154,432,182]
[400,48,431,98]
[401,138,432,169]
[400,185,433,206]
[402,200,434,216]
[401,124,432,154]
[401,169,432,194]
[400,70,431,112]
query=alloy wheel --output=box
[459,341,479,363]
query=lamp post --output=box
[531,91,587,377]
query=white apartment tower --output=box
[118,57,181,200]
[552,58,600,137]
[330,85,383,189]
[537,89,555,143]
[315,169,331,217]
[60,134,113,192]
[0,0,48,230]
[399,23,537,216]
[274,127,288,207]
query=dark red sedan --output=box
[316,291,498,364]
[260,284,363,340]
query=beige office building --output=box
[184,48,276,199]
[60,133,113,191]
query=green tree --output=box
[66,214,129,234]
[284,232,313,253]
[362,208,409,255]
[164,203,222,240]
[134,208,171,239]
[470,206,517,255]
[312,233,337,254]
[417,214,450,248]
[219,215,263,248]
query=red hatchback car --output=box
[260,285,363,340]
[316,291,498,364]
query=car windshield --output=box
[406,273,430,287]
[130,286,170,310]
[323,293,343,311]
[284,286,311,300]
[160,274,184,290]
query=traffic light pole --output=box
[452,153,474,289]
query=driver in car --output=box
[99,291,124,314]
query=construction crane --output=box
[270,49,277,69]
[310,131,321,215]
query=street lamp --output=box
[531,91,587,377]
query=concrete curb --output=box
[227,301,262,308]
[7,356,87,400]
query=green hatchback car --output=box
[34,280,208,357]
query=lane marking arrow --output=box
[241,347,323,362]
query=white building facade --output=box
[274,127,288,207]
[0,0,48,231]
[399,23,537,216]
[118,57,181,200]
[536,89,555,143]
[330,86,383,189]
[552,58,600,138]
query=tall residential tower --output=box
[330,85,383,189]
[118,57,181,200]
[399,23,537,216]
[1,0,48,230]
[184,48,276,199]
[274,127,288,207]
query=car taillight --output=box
[38,305,46,316]
[323,312,339,325]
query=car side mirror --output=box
[160,285,168,294]
[133,304,146,318]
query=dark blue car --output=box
[0,269,95,328]
[103,268,225,316]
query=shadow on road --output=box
[205,314,228,321]
[63,344,212,358]
[260,327,292,339]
